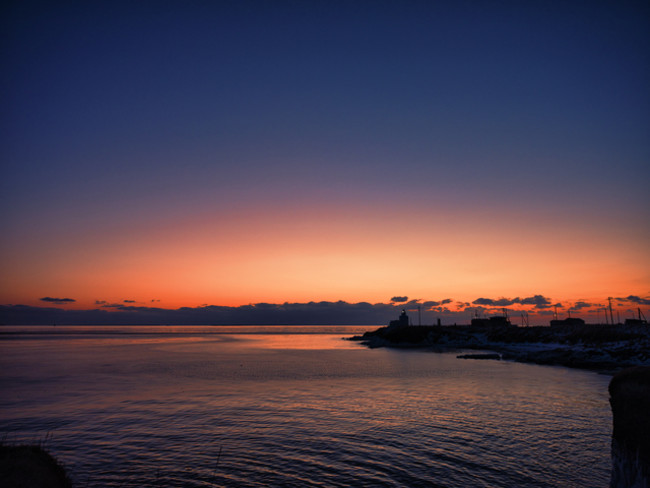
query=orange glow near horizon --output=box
[1,199,648,316]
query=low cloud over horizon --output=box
[619,295,650,306]
[472,295,554,309]
[39,297,76,305]
[2,293,649,326]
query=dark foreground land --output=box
[0,444,72,488]
[350,323,650,373]
[609,366,650,487]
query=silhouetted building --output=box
[388,309,410,329]
[625,318,648,325]
[550,317,585,326]
[625,308,647,326]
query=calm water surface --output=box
[1,326,612,487]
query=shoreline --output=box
[348,323,650,374]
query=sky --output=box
[1,0,649,325]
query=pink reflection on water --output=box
[231,333,367,350]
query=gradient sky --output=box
[1,1,649,323]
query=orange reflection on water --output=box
[233,333,365,350]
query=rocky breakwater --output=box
[350,324,490,349]
[349,323,650,373]
[609,367,650,488]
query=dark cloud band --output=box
[390,296,408,303]
[40,297,76,304]
[472,295,552,309]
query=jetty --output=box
[350,310,650,373]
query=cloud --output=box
[570,301,593,310]
[472,295,553,309]
[40,297,76,304]
[519,295,553,309]
[463,305,488,314]
[3,294,640,326]
[124,300,136,303]
[421,299,453,309]
[536,309,556,316]
[472,297,516,306]
[390,296,408,303]
[1,300,457,326]
[620,295,650,306]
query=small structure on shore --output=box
[625,308,648,326]
[550,317,585,326]
[471,309,512,328]
[388,309,410,329]
[550,309,585,326]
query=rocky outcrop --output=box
[609,367,650,488]
[349,323,650,373]
[0,444,72,488]
[456,353,501,360]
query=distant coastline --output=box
[349,322,650,374]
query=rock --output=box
[350,324,650,373]
[609,366,650,488]
[456,353,501,360]
[0,445,72,488]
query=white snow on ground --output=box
[355,323,650,370]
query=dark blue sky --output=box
[5,1,648,201]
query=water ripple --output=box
[1,328,611,487]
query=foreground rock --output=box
[457,353,501,360]
[350,323,650,373]
[0,445,72,488]
[609,367,650,488]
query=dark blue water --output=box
[0,326,612,487]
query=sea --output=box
[0,325,612,487]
